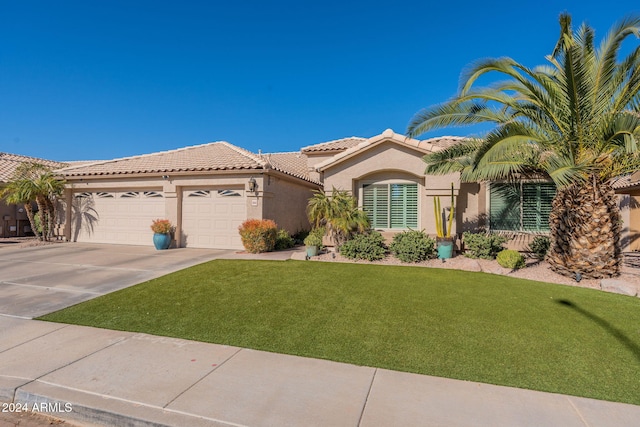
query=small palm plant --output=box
[307,187,370,246]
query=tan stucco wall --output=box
[62,171,317,247]
[320,140,464,235]
[261,173,317,233]
[622,194,639,252]
[0,200,33,237]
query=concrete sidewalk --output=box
[1,318,639,427]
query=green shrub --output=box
[389,230,436,263]
[292,229,309,246]
[238,219,278,253]
[528,235,550,260]
[274,229,295,250]
[462,232,507,259]
[340,232,386,261]
[497,249,526,269]
[303,227,325,248]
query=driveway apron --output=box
[0,242,231,319]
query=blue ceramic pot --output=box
[153,233,171,250]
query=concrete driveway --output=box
[0,242,232,319]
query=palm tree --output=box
[0,162,65,241]
[407,13,640,278]
[1,179,42,240]
[307,188,370,246]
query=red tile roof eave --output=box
[62,165,322,185]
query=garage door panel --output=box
[182,188,245,249]
[73,191,165,245]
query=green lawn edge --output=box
[39,259,640,405]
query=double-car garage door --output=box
[73,188,246,249]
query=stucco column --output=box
[63,188,73,242]
[163,182,179,248]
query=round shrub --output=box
[496,249,526,269]
[274,229,295,250]
[340,231,386,261]
[528,235,550,260]
[389,230,436,263]
[238,219,278,253]
[462,232,507,259]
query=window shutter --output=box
[490,184,521,231]
[390,184,418,228]
[363,184,389,228]
[522,183,555,231]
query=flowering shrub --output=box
[150,219,173,234]
[238,219,278,253]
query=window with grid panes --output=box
[489,182,555,232]
[363,183,418,229]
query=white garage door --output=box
[181,189,246,249]
[72,190,165,245]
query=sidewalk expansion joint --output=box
[27,379,250,427]
[566,397,592,427]
[357,368,378,427]
[17,331,128,392]
[0,281,102,296]
[163,346,244,409]
[0,324,70,355]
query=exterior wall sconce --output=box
[248,177,257,193]
[162,175,170,180]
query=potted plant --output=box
[150,219,173,250]
[434,183,455,259]
[304,227,324,257]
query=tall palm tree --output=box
[407,13,640,278]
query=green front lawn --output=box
[39,260,640,405]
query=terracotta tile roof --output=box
[314,129,467,171]
[301,137,366,153]
[0,153,66,183]
[58,142,319,184]
[612,173,640,191]
[265,152,320,185]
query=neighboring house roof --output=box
[0,152,67,183]
[313,129,466,172]
[57,141,321,184]
[301,137,366,153]
[611,171,640,191]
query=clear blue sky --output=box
[1,1,639,161]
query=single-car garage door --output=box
[72,190,165,245]
[181,188,246,249]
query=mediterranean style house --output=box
[2,129,639,251]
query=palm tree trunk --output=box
[23,203,42,241]
[35,195,49,241]
[547,175,621,279]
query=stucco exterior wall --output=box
[261,172,317,233]
[320,140,464,235]
[63,172,268,247]
[0,200,33,237]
